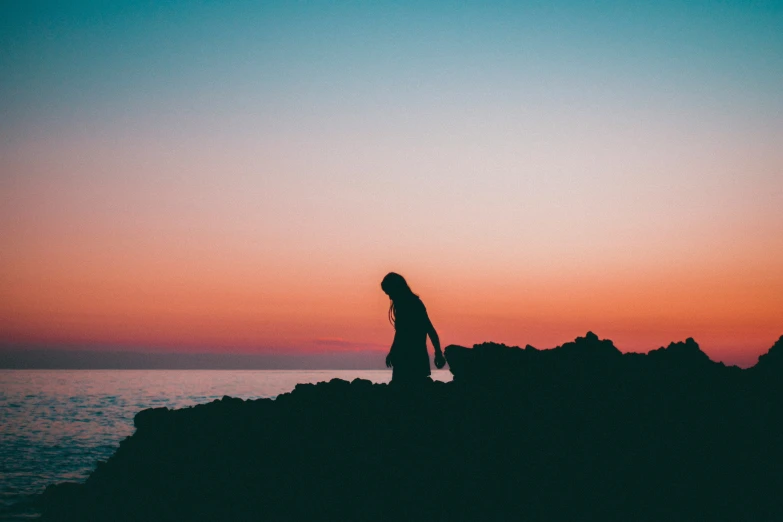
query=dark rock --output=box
[39,333,783,522]
[133,407,169,430]
[754,335,783,373]
[647,337,712,367]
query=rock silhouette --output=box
[753,334,783,374]
[40,333,783,521]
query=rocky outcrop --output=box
[444,331,736,383]
[40,333,783,522]
[753,335,783,374]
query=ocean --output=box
[0,369,452,519]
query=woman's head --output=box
[381,272,414,300]
[381,272,418,327]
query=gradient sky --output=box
[2,0,782,367]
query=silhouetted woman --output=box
[381,272,445,384]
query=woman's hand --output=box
[385,353,393,368]
[434,351,446,369]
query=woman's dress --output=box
[391,297,431,383]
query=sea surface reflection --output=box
[0,369,452,518]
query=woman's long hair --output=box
[381,272,418,328]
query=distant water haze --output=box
[0,348,388,370]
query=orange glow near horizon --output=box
[2,200,781,368]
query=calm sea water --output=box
[0,369,452,519]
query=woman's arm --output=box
[426,313,446,369]
[428,322,441,356]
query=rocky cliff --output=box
[40,333,783,521]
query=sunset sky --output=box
[2,1,781,367]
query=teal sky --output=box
[3,1,782,134]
